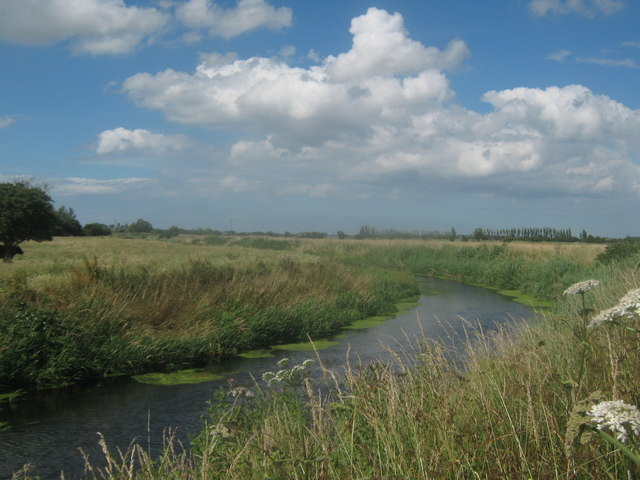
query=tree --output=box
[83,223,112,236]
[52,205,83,236]
[449,227,457,242]
[0,181,58,261]
[127,218,153,234]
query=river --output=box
[0,277,538,479]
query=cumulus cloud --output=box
[0,0,168,55]
[96,127,196,155]
[124,8,458,146]
[121,7,640,200]
[324,8,469,82]
[176,0,292,38]
[529,0,625,17]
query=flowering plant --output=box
[588,288,640,330]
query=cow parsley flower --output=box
[618,288,640,314]
[588,305,629,328]
[589,400,640,443]
[262,358,314,387]
[229,387,255,399]
[589,288,640,329]
[563,280,600,296]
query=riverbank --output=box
[28,236,639,480]
[0,236,420,394]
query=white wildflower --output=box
[589,287,640,328]
[563,280,600,296]
[262,358,314,387]
[588,400,640,443]
[229,387,255,399]
[618,288,640,314]
[277,357,290,368]
[588,305,629,328]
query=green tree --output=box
[449,226,457,242]
[127,218,153,234]
[52,205,83,236]
[83,223,112,236]
[0,181,58,261]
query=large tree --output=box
[0,181,58,261]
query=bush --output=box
[596,240,640,264]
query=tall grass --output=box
[60,258,639,479]
[37,239,640,480]
[0,237,418,392]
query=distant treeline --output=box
[354,225,455,240]
[470,227,610,243]
[354,225,615,243]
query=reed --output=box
[0,236,418,392]
[41,238,640,480]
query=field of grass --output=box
[6,235,640,479]
[0,235,419,392]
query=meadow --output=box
[0,235,419,392]
[5,235,640,479]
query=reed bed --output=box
[7,236,640,479]
[66,255,640,480]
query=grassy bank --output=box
[0,236,418,392]
[22,237,640,480]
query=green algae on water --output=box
[272,339,339,352]
[497,289,553,309]
[238,349,275,359]
[133,368,225,386]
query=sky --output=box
[1,0,639,237]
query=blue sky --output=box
[1,0,639,236]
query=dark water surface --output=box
[0,277,537,479]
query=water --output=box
[0,277,537,479]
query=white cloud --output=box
[123,9,458,147]
[176,0,292,39]
[547,49,572,62]
[280,45,295,59]
[577,56,640,69]
[55,177,153,195]
[96,127,195,155]
[529,0,625,17]
[324,8,469,82]
[0,116,16,129]
[121,8,640,200]
[279,184,336,197]
[0,0,168,55]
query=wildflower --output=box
[588,400,640,443]
[618,288,640,314]
[210,424,233,439]
[229,387,255,399]
[588,305,629,328]
[277,357,290,368]
[563,280,600,296]
[588,287,640,329]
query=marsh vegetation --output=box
[3,235,640,479]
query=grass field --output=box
[6,235,640,479]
